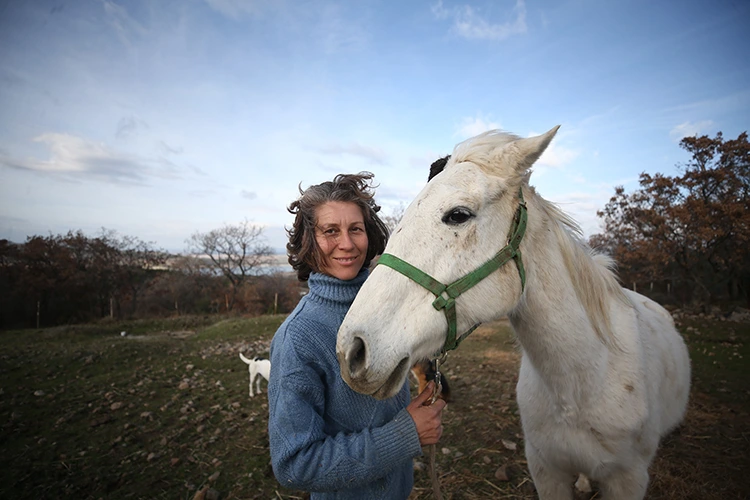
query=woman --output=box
[268,172,446,499]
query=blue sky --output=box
[1,0,748,253]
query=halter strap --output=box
[378,189,528,353]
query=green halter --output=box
[377,189,528,353]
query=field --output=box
[1,314,748,499]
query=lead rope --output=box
[427,354,446,500]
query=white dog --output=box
[239,352,271,397]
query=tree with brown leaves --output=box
[591,131,750,306]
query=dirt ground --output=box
[408,319,750,500]
[0,315,748,499]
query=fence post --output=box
[274,293,278,315]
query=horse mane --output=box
[428,155,450,181]
[450,130,525,180]
[532,190,629,348]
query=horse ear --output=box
[505,125,560,174]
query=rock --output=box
[494,464,509,481]
[728,308,750,322]
[501,439,517,451]
[90,415,112,427]
[441,447,451,455]
[34,390,45,397]
[171,457,180,466]
[483,456,492,464]
[192,486,209,500]
[178,381,190,390]
[208,470,221,482]
[110,402,124,411]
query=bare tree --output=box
[382,202,407,235]
[186,219,274,311]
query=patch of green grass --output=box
[0,314,294,499]
[676,318,750,405]
[194,315,286,343]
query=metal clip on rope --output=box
[427,353,447,500]
[429,353,446,405]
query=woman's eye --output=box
[442,207,474,225]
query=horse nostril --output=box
[348,336,367,378]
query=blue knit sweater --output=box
[268,270,422,499]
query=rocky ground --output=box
[0,314,748,499]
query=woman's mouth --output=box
[335,256,359,264]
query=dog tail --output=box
[239,352,252,364]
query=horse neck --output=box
[508,202,611,395]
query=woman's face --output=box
[314,201,369,281]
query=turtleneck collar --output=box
[307,268,369,309]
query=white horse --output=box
[336,127,691,499]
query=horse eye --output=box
[442,207,474,225]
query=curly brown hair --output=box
[286,172,390,281]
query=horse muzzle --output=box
[337,333,411,400]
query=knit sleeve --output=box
[268,323,422,493]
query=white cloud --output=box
[537,141,579,169]
[116,115,149,140]
[315,3,370,54]
[158,141,184,156]
[315,142,388,165]
[433,0,527,41]
[203,0,265,19]
[240,189,257,200]
[0,133,184,184]
[102,0,147,48]
[455,114,502,139]
[669,120,714,142]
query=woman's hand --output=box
[406,381,447,446]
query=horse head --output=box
[336,126,559,399]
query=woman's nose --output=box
[337,232,354,249]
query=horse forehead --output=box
[419,164,495,208]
